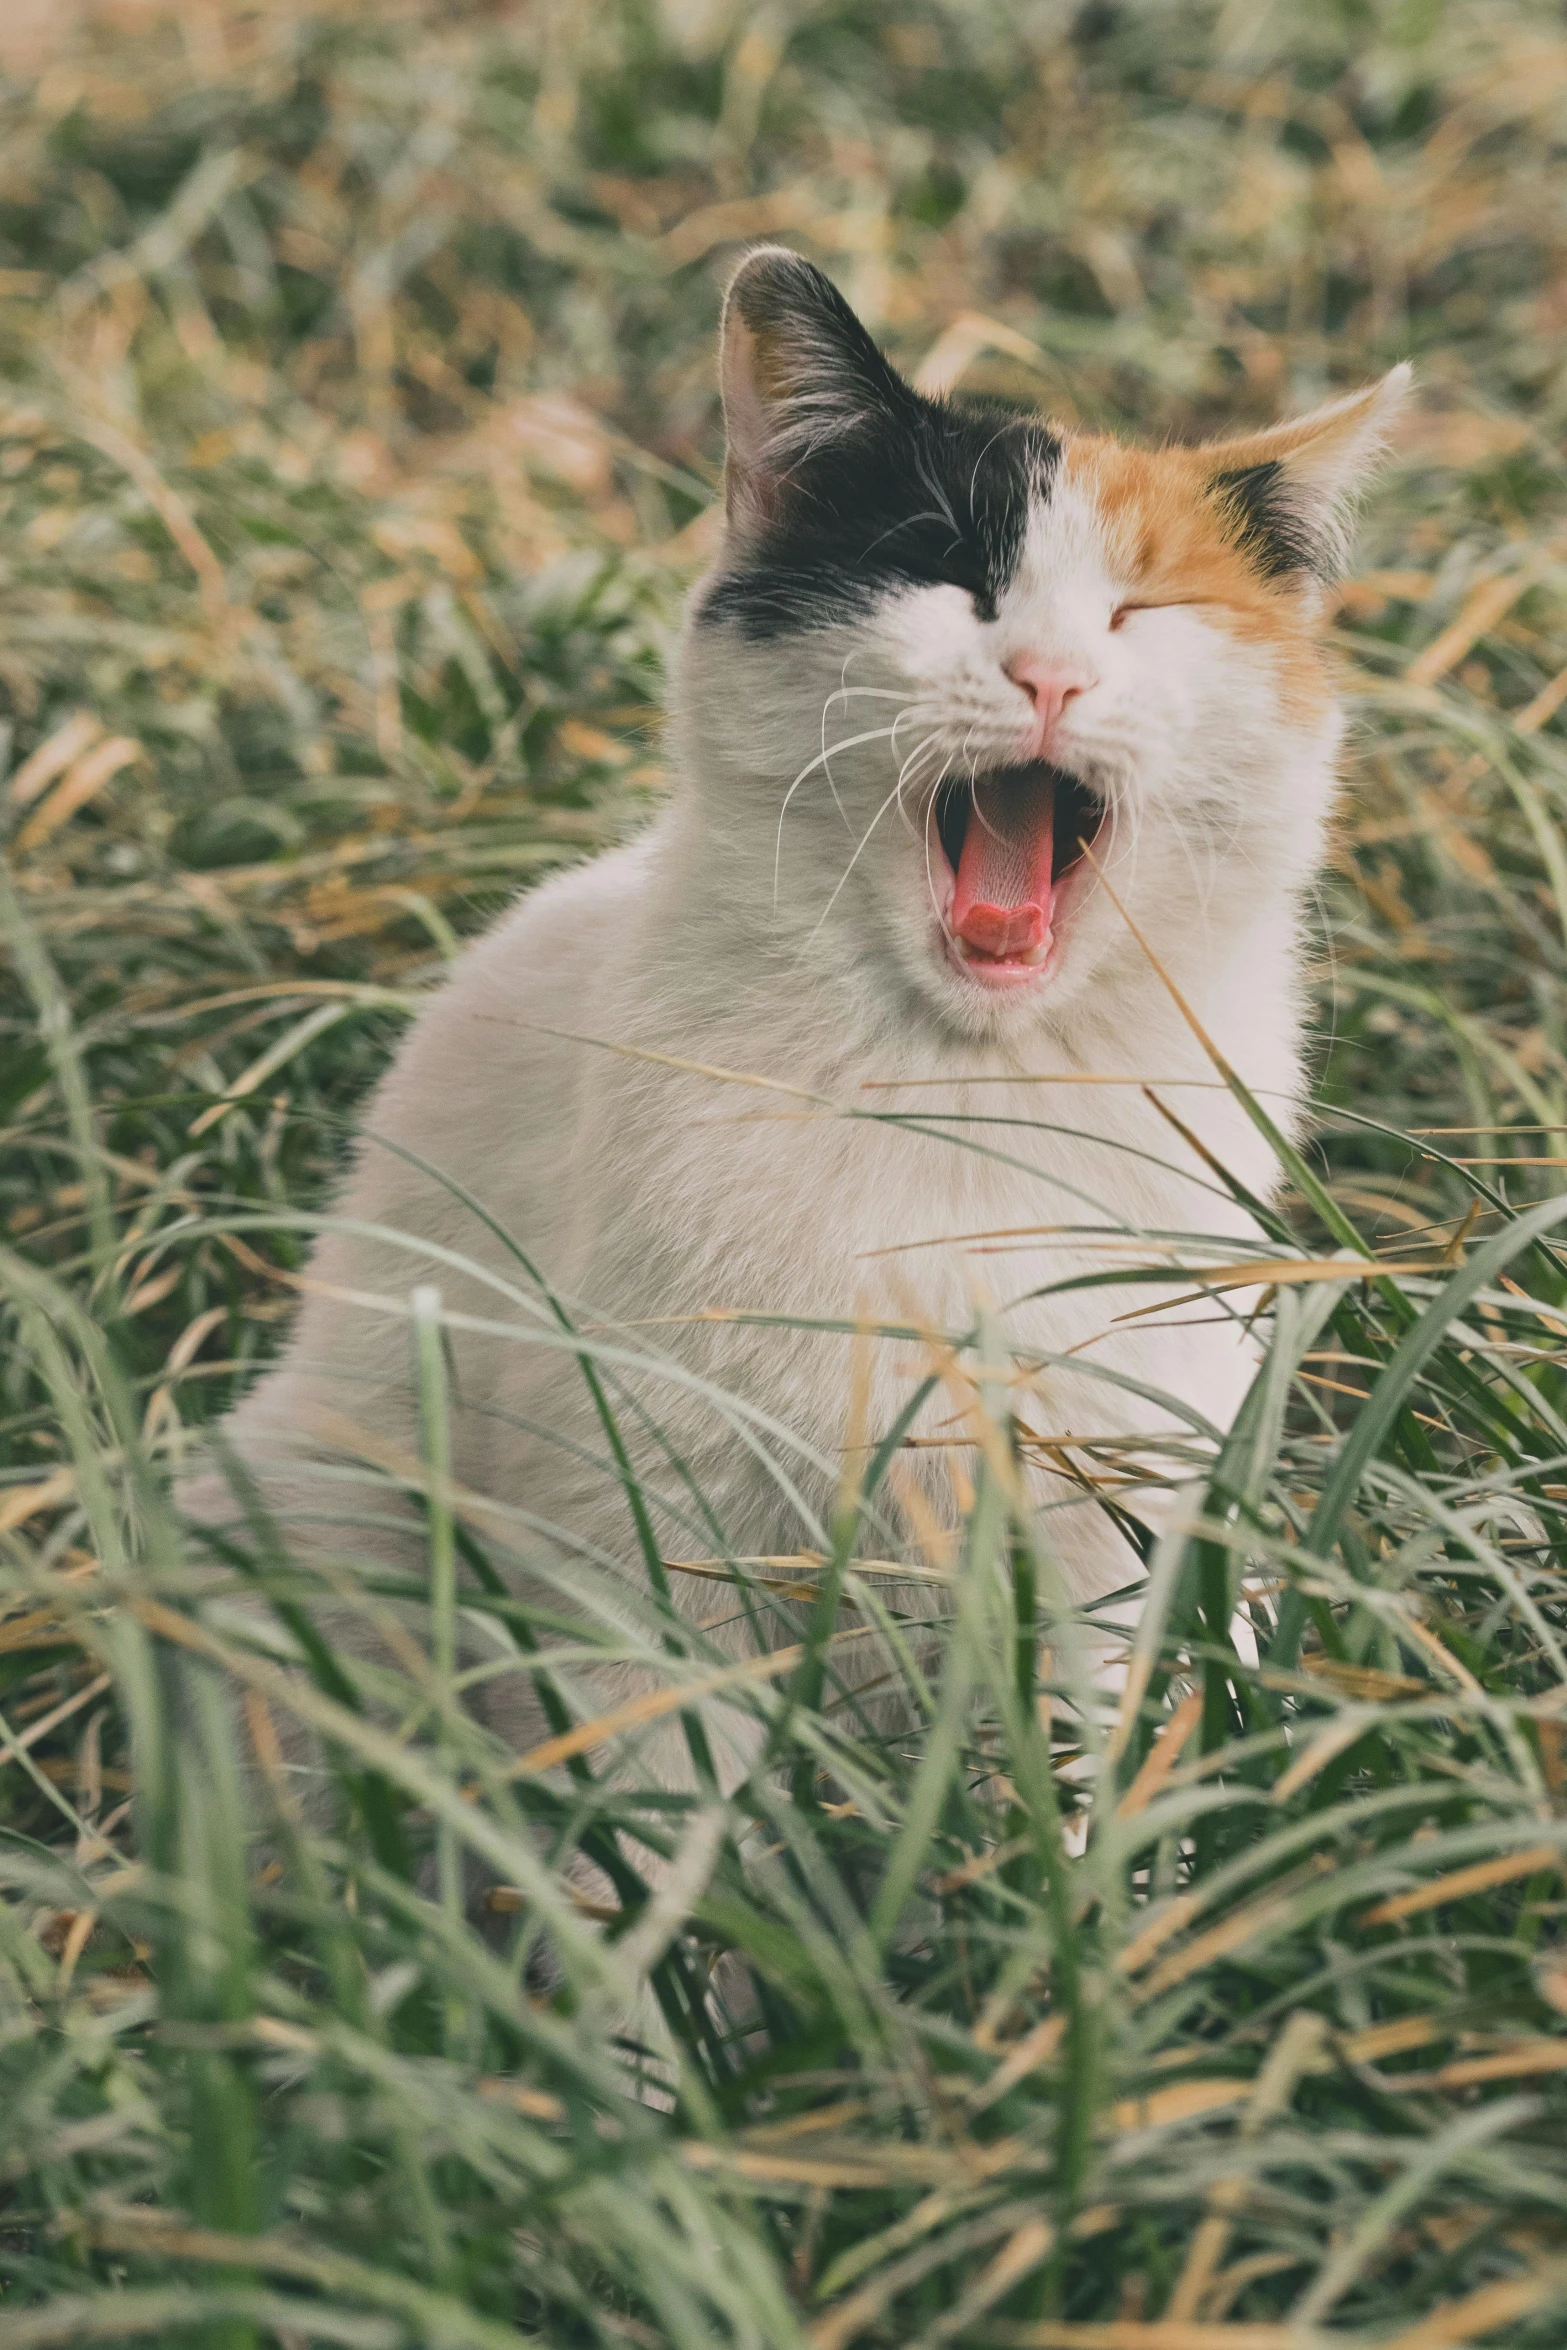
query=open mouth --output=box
[933,763,1106,986]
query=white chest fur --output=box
[221,803,1304,1625]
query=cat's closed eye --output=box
[1109,600,1207,627]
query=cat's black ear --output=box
[718,247,915,538]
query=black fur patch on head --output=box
[701,256,1060,639]
[1206,459,1320,583]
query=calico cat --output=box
[181,249,1406,1785]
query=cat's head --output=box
[678,247,1407,1043]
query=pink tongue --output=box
[951,769,1057,958]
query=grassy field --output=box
[6,1,1567,2343]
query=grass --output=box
[4,0,1567,2341]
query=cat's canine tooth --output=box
[1021,938,1052,966]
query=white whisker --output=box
[891,733,946,837]
[887,710,937,838]
[810,733,948,939]
[966,420,1014,520]
[772,724,901,911]
[819,674,924,829]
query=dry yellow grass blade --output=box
[681,2137,1023,2191]
[1393,1611,1485,1695]
[0,1468,75,1532]
[164,980,426,1020]
[0,1673,111,1774]
[1339,2014,1445,2064]
[1499,1272,1567,1337]
[187,1000,357,1135]
[1377,2264,1567,2350]
[1271,1714,1373,1803]
[1073,842,1237,1085]
[1104,1647,1156,1771]
[141,1303,231,1439]
[66,401,231,628]
[1115,1890,1200,1978]
[654,185,817,269]
[1116,1688,1204,1817]
[0,1606,73,1657]
[739,2100,872,2148]
[858,1073,1232,1090]
[476,2077,567,2123]
[1335,567,1436,612]
[932,2218,1058,2345]
[966,2014,1066,2115]
[1202,2255,1305,2321]
[3,711,102,809]
[929,1836,1030,1897]
[1405,548,1562,687]
[1110,1258,1442,1325]
[1299,1656,1429,1700]
[479,1015,831,1105]
[912,310,1063,398]
[507,1625,878,1778]
[1513,661,1567,733]
[663,1551,951,1587]
[859,1222,1145,1261]
[1403,2040,1567,2089]
[810,2199,1046,2350]
[1123,1865,1335,2000]
[807,2182,986,2341]
[1107,2077,1254,2133]
[1164,2015,1330,2323]
[12,736,142,853]
[1363,1843,1563,1925]
[53,1903,98,1994]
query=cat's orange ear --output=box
[1194,364,1412,587]
[718,247,913,538]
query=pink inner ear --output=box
[950,770,1057,957]
[720,314,787,520]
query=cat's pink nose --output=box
[1005,657,1094,747]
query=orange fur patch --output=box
[1062,433,1337,720]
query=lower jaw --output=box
[936,851,1099,997]
[942,931,1061,991]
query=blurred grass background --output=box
[7,3,1567,2345]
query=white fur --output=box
[182,450,1354,1784]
